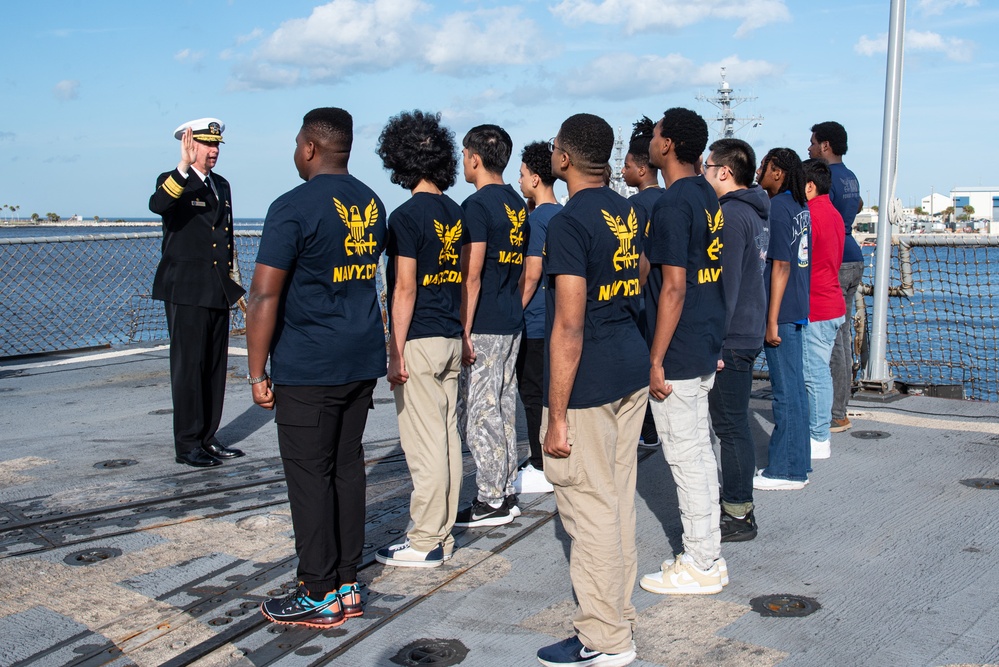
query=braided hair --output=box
[761,147,807,206]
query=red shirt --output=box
[807,194,847,321]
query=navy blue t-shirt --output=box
[523,202,560,340]
[629,187,665,243]
[765,191,811,324]
[829,162,863,263]
[256,174,387,386]
[461,184,527,335]
[543,187,650,409]
[644,176,726,380]
[386,192,464,341]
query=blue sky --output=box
[1,0,995,219]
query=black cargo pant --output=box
[274,380,375,594]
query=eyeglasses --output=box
[548,137,567,154]
[703,162,725,171]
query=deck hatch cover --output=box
[94,459,138,469]
[390,638,469,666]
[851,430,890,439]
[961,478,999,490]
[750,594,821,617]
[64,547,123,566]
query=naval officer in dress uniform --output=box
[150,118,246,467]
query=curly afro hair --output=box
[377,110,458,191]
[810,121,848,156]
[658,108,708,166]
[521,141,555,186]
[558,113,613,172]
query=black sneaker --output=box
[505,493,522,517]
[260,583,345,628]
[454,499,512,527]
[720,509,758,542]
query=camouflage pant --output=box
[458,332,522,504]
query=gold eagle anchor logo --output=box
[505,203,526,247]
[706,208,724,234]
[705,208,724,261]
[435,218,462,266]
[603,208,639,271]
[334,197,379,256]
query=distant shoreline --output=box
[0,221,161,228]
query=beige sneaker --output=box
[640,553,723,595]
[830,417,851,433]
[718,556,729,586]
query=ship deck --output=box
[1,339,997,667]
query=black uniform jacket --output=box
[149,168,246,308]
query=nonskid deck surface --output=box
[1,340,997,667]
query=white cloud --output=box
[550,0,790,37]
[235,28,264,46]
[564,53,780,101]
[259,1,423,67]
[174,49,205,65]
[855,29,974,61]
[53,80,79,101]
[917,0,979,16]
[424,7,547,74]
[229,0,550,89]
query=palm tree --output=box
[963,204,975,217]
[11,205,19,222]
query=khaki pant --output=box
[394,337,463,554]
[541,386,648,654]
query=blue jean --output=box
[804,316,846,442]
[763,323,809,481]
[708,347,761,513]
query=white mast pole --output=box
[865,0,906,391]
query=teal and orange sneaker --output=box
[260,583,345,628]
[338,582,363,618]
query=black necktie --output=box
[205,175,217,200]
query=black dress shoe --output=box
[176,449,222,467]
[202,439,245,460]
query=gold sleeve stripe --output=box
[161,175,184,199]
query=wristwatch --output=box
[247,373,269,385]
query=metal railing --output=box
[0,231,261,358]
[3,231,997,401]
[857,235,999,401]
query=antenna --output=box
[695,67,764,139]
[608,126,632,197]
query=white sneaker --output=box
[514,464,554,494]
[640,553,724,595]
[375,541,444,568]
[717,556,729,586]
[753,470,808,491]
[810,438,831,460]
